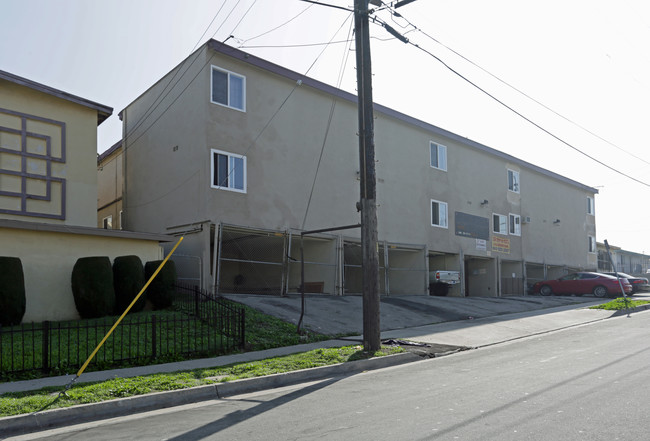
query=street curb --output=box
[610,303,650,317]
[0,352,421,438]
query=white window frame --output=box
[430,141,447,171]
[103,215,112,230]
[509,213,521,236]
[493,213,508,235]
[588,235,596,253]
[507,169,520,193]
[211,149,247,193]
[587,196,595,215]
[431,199,448,229]
[211,65,246,112]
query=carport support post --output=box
[354,0,381,352]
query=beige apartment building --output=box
[117,40,598,297]
[0,70,170,322]
[97,139,123,229]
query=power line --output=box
[125,11,354,210]
[239,3,314,45]
[370,12,650,188]
[240,39,353,49]
[301,15,355,229]
[99,0,240,171]
[391,10,650,168]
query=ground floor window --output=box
[431,199,448,228]
[493,213,507,234]
[211,149,246,193]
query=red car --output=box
[532,272,632,298]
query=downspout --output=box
[121,109,127,230]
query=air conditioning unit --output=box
[522,216,531,224]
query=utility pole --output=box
[354,0,381,352]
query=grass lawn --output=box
[0,345,403,417]
[1,300,335,382]
[589,297,650,310]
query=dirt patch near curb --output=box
[382,339,471,359]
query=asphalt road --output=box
[10,308,650,441]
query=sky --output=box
[2,0,649,254]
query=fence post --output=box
[42,321,50,373]
[151,315,157,359]
[240,308,246,349]
[194,285,200,317]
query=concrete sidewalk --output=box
[1,298,646,438]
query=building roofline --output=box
[0,218,174,242]
[98,139,122,164]
[0,70,113,126]
[205,40,598,194]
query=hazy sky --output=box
[2,0,649,255]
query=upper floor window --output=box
[509,213,521,236]
[430,142,447,171]
[587,196,595,215]
[493,213,507,235]
[431,199,448,228]
[588,235,596,253]
[211,149,246,193]
[507,169,520,193]
[211,66,246,111]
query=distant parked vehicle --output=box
[428,270,460,296]
[602,272,649,294]
[532,272,632,298]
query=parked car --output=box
[602,272,649,294]
[532,272,632,298]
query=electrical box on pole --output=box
[354,0,381,352]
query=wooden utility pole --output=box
[354,0,381,352]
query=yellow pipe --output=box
[75,236,184,378]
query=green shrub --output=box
[0,257,26,326]
[71,257,115,319]
[145,260,177,310]
[113,255,146,314]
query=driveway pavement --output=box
[222,293,603,335]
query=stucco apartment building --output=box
[116,40,598,297]
[0,70,171,323]
[97,139,123,230]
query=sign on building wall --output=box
[492,236,510,253]
[455,211,489,240]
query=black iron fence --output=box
[0,284,245,379]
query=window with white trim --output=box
[431,199,448,228]
[211,66,246,111]
[493,213,507,235]
[103,215,112,230]
[509,213,521,236]
[507,169,520,193]
[211,149,246,193]
[430,142,447,171]
[587,196,595,215]
[588,236,596,253]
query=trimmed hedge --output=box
[144,260,177,310]
[113,255,146,314]
[71,256,115,319]
[0,256,26,326]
